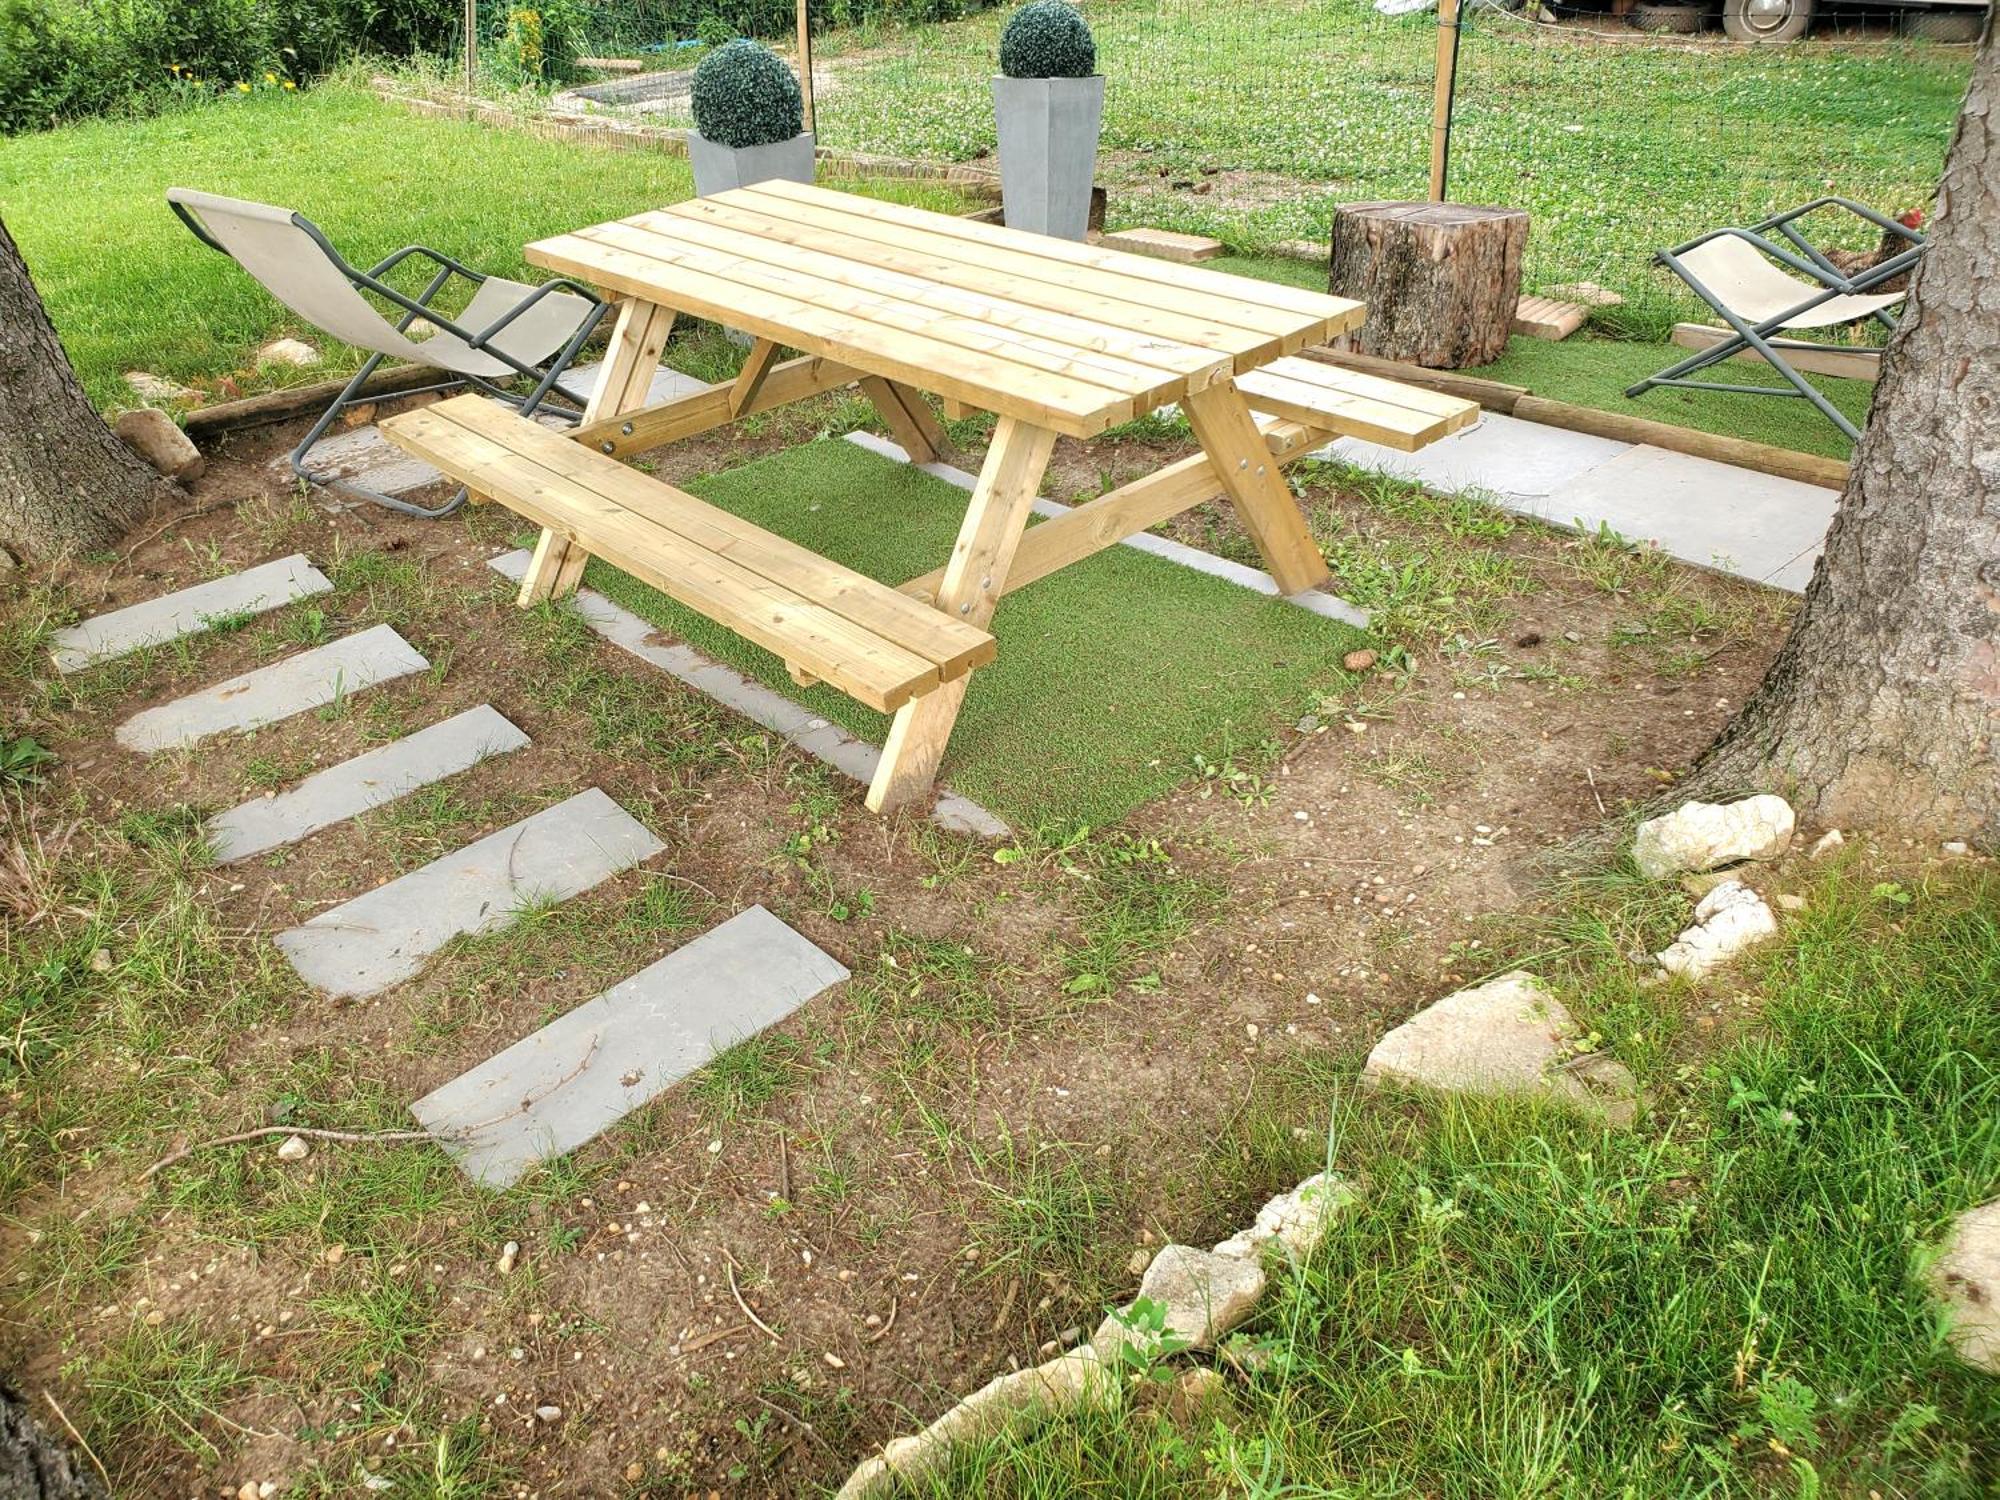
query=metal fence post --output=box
[1429,0,1464,202]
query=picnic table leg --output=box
[860,376,948,465]
[867,415,1057,813]
[517,297,676,607]
[1182,380,1332,596]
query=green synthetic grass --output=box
[582,438,1369,828]
[0,82,971,410]
[926,863,2000,1496]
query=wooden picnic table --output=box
[381,182,1476,814]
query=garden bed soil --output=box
[0,386,1790,1496]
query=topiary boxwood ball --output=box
[691,38,805,150]
[999,1,1097,79]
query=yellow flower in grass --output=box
[265,71,277,84]
[282,80,296,90]
[236,81,251,92]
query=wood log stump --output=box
[1329,202,1529,369]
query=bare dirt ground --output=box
[0,369,1790,1497]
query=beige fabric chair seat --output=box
[165,188,594,377]
[1677,234,1906,331]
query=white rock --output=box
[112,407,204,481]
[835,1347,1113,1498]
[1632,795,1795,879]
[275,1134,310,1162]
[1810,829,1846,857]
[534,1404,563,1422]
[1943,840,1971,857]
[496,1241,520,1275]
[258,337,320,368]
[1654,880,1778,979]
[1361,971,1637,1125]
[1094,1244,1265,1360]
[1213,1172,1358,1262]
[123,370,194,403]
[1926,1198,2000,1373]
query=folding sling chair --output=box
[167,188,611,517]
[1626,197,1926,443]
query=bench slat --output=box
[436,396,993,680]
[382,399,992,712]
[1236,356,1480,452]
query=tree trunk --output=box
[1686,32,1999,849]
[0,1386,106,1499]
[1328,201,1528,368]
[0,216,167,562]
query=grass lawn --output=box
[0,83,971,411]
[581,438,1370,829]
[800,0,1968,332]
[936,860,2000,1495]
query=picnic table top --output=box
[525,180,1366,439]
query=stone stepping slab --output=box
[50,553,332,673]
[207,705,530,864]
[115,624,428,755]
[275,786,663,1001]
[411,905,847,1187]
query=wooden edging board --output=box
[1299,345,1848,491]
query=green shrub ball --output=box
[999,1,1097,80]
[691,38,805,150]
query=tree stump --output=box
[1328,202,1529,369]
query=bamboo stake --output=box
[1430,0,1463,202]
[797,0,816,134]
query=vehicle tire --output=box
[1722,0,1815,41]
[1900,8,1986,41]
[1631,3,1708,31]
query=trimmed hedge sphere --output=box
[691,38,804,149]
[999,1,1096,79]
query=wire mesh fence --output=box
[446,0,1970,331]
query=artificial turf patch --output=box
[584,437,1370,829]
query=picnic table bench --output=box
[380,182,1476,813]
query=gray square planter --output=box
[992,74,1104,241]
[687,130,817,196]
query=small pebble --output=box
[275,1135,310,1163]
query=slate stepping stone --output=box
[207,705,530,864]
[411,904,846,1187]
[115,624,428,754]
[275,787,664,1001]
[50,553,332,673]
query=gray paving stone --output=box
[115,624,428,754]
[207,705,530,864]
[411,905,847,1186]
[275,787,663,1001]
[1536,443,1838,593]
[50,553,332,673]
[1319,411,1633,504]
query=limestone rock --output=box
[275,1134,310,1162]
[123,370,194,403]
[112,407,205,481]
[1810,829,1845,857]
[1632,795,1795,879]
[1925,1198,2000,1374]
[1654,879,1777,980]
[1095,1244,1266,1360]
[834,1348,1113,1499]
[1361,971,1637,1125]
[257,337,320,368]
[1213,1172,1358,1263]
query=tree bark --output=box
[1328,201,1528,368]
[0,1386,106,1499]
[1685,31,1998,848]
[0,216,167,562]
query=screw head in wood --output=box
[600,440,615,454]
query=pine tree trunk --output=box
[0,216,167,562]
[1687,32,1998,848]
[0,1386,106,1499]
